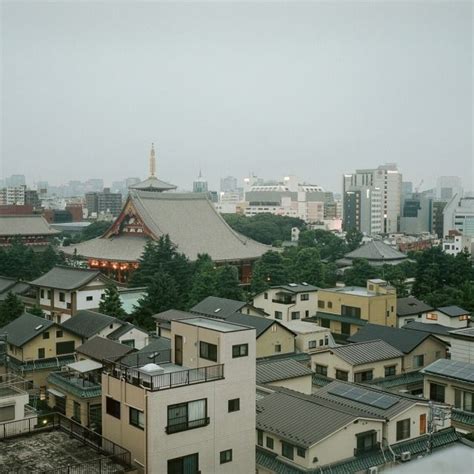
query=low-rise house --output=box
[448,327,474,363]
[315,279,397,339]
[0,312,82,388]
[102,317,256,473]
[47,359,102,432]
[119,336,171,368]
[422,358,474,433]
[29,266,114,324]
[402,321,455,344]
[256,359,313,394]
[191,295,267,318]
[348,323,448,372]
[400,303,470,329]
[253,283,319,322]
[397,296,434,327]
[61,310,149,349]
[0,374,36,431]
[153,309,197,338]
[0,276,33,304]
[310,340,404,383]
[279,320,335,353]
[256,381,452,473]
[75,336,135,364]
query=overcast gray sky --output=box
[1,0,472,192]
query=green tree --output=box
[28,304,45,318]
[345,228,363,252]
[187,255,218,308]
[0,292,25,326]
[250,251,290,294]
[291,248,325,287]
[215,265,244,301]
[298,229,348,261]
[99,285,127,319]
[343,259,380,287]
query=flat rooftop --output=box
[177,317,251,332]
[323,286,377,297]
[0,430,125,472]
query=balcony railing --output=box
[48,372,101,399]
[166,416,210,434]
[105,362,225,391]
[271,298,296,305]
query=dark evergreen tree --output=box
[28,304,45,318]
[0,292,25,326]
[250,251,290,294]
[99,285,127,319]
[215,265,244,301]
[291,248,325,287]
[187,255,218,308]
[345,228,363,252]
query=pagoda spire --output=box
[149,143,156,177]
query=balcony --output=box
[47,372,101,399]
[166,417,210,434]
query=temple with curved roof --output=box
[336,240,408,267]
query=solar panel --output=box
[328,385,398,410]
[427,359,474,383]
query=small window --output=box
[308,340,317,349]
[354,370,373,383]
[426,313,438,321]
[315,365,328,376]
[73,401,81,423]
[274,344,281,353]
[86,296,93,301]
[266,437,274,449]
[336,370,348,381]
[232,344,248,358]
[281,442,294,460]
[385,365,396,377]
[220,449,232,464]
[264,292,268,300]
[42,332,50,340]
[413,354,424,368]
[318,300,325,309]
[200,341,218,362]
[291,311,300,320]
[106,397,121,419]
[129,407,144,429]
[320,319,330,329]
[396,418,411,441]
[59,292,65,302]
[328,301,333,309]
[430,383,445,403]
[300,293,309,301]
[40,289,45,299]
[257,429,263,446]
[319,339,324,346]
[47,290,52,300]
[297,447,306,458]
[228,398,240,413]
[38,348,45,359]
[56,330,63,338]
[274,311,282,320]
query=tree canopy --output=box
[99,284,127,319]
[0,292,25,327]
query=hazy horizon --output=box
[1,1,472,193]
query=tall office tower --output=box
[193,170,208,193]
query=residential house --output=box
[75,336,135,364]
[256,359,313,394]
[310,340,404,383]
[119,337,172,368]
[256,381,453,473]
[29,266,114,324]
[47,359,102,432]
[101,317,256,473]
[154,309,296,358]
[0,312,82,388]
[448,327,474,363]
[191,295,267,318]
[61,309,149,349]
[402,321,455,344]
[398,301,470,329]
[348,324,448,373]
[428,306,471,329]
[422,359,474,433]
[279,320,335,353]
[315,279,397,338]
[252,283,319,322]
[0,276,33,304]
[396,297,434,327]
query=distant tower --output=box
[193,170,209,193]
[149,143,156,177]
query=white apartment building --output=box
[443,232,472,256]
[253,283,319,322]
[443,195,474,238]
[102,317,256,473]
[0,186,26,205]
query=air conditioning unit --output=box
[368,467,379,474]
[400,451,411,462]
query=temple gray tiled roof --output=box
[326,340,403,365]
[30,266,109,290]
[61,310,117,339]
[0,312,54,346]
[129,176,177,192]
[256,359,313,384]
[344,241,407,261]
[0,215,59,236]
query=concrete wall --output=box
[450,337,474,363]
[402,337,447,371]
[256,325,294,358]
[267,375,313,395]
[117,327,149,350]
[399,311,469,329]
[294,329,332,353]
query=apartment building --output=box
[30,266,114,324]
[253,283,319,322]
[443,194,474,237]
[102,317,256,473]
[443,231,472,256]
[279,320,335,353]
[311,340,404,383]
[315,279,397,338]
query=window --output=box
[354,370,373,383]
[129,407,144,429]
[56,341,75,355]
[341,305,361,319]
[459,314,469,321]
[40,289,45,299]
[281,441,294,460]
[56,330,63,338]
[220,449,232,464]
[328,301,333,309]
[257,429,263,446]
[59,292,65,302]
[106,397,121,419]
[413,354,424,368]
[396,418,411,441]
[0,405,15,422]
[356,430,377,454]
[199,341,217,362]
[47,290,52,300]
[167,453,199,474]
[318,300,325,309]
[274,344,281,353]
[385,365,396,377]
[291,311,300,320]
[42,332,50,340]
[341,322,351,336]
[319,339,324,346]
[232,344,248,358]
[38,348,45,359]
[228,398,240,413]
[264,292,268,300]
[315,364,328,376]
[167,399,208,434]
[430,383,445,403]
[73,401,81,423]
[426,313,438,321]
[308,340,317,350]
[297,447,306,458]
[320,319,330,329]
[301,293,309,301]
[266,437,274,449]
[463,391,474,412]
[336,370,348,381]
[86,296,93,301]
[274,311,282,320]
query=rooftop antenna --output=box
[149,143,156,177]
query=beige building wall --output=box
[402,338,447,371]
[423,373,474,410]
[266,375,313,394]
[293,329,332,353]
[256,325,295,358]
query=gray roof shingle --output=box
[129,176,177,191]
[437,305,470,317]
[30,266,109,290]
[0,215,59,236]
[256,359,313,384]
[397,297,434,317]
[1,312,54,346]
[225,313,289,338]
[191,296,247,318]
[153,309,198,326]
[120,337,171,367]
[61,310,117,338]
[76,336,134,362]
[403,321,453,337]
[327,340,403,365]
[107,322,147,340]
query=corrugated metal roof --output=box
[328,339,403,365]
[256,359,313,384]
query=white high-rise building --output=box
[443,194,474,237]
